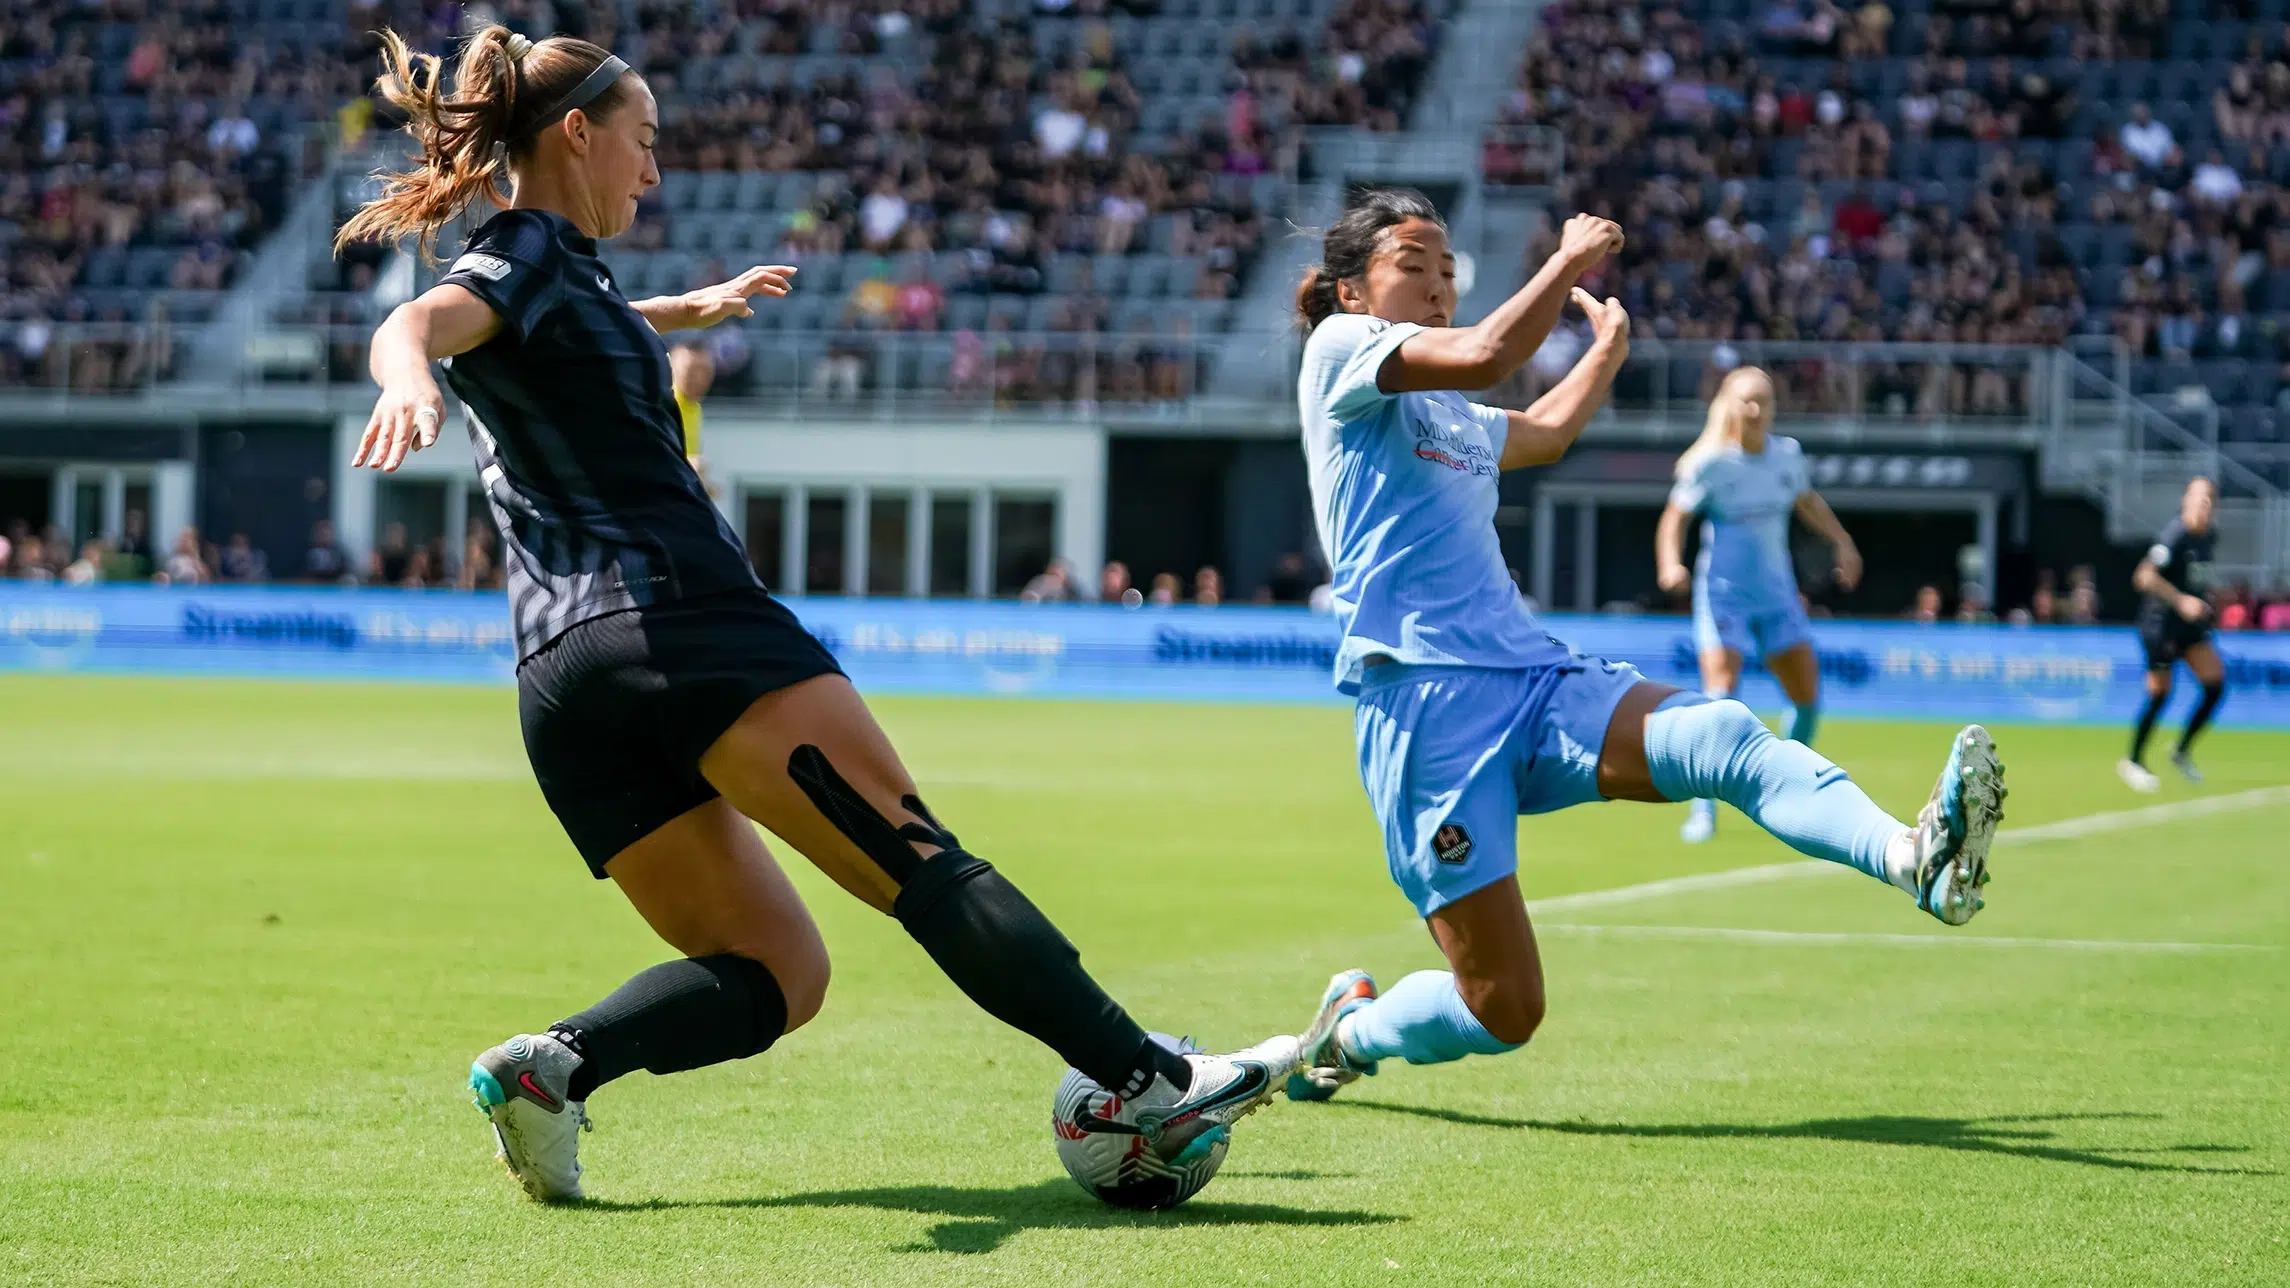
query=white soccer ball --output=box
[1050,1032,1229,1210]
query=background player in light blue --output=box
[1285,188,2005,1104]
[1654,366,1864,844]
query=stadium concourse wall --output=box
[4,586,2290,727]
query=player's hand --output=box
[1558,214,1624,269]
[1657,563,1690,595]
[1571,288,1630,356]
[355,376,446,472]
[2177,592,2210,622]
[681,265,797,328]
[1834,544,1863,592]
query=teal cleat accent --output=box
[469,1063,506,1114]
[1168,1124,1229,1168]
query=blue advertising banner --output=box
[4,584,2290,726]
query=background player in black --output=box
[338,25,1297,1202]
[2119,476,2226,791]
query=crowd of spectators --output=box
[1894,564,2290,630]
[0,0,455,390]
[1482,0,2290,436]
[637,16,1272,286]
[1231,0,1442,133]
[612,7,1292,405]
[1020,551,1325,606]
[0,513,506,590]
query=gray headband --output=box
[520,54,629,137]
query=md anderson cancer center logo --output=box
[1412,411,1498,478]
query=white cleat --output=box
[2170,750,2205,784]
[1910,726,2007,926]
[1129,1034,1302,1152]
[2117,758,2161,793]
[469,1032,590,1202]
[1679,802,1717,845]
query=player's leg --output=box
[2120,650,2173,792]
[699,673,1295,1132]
[1308,878,1540,1085]
[1762,611,1822,747]
[1683,592,1746,843]
[470,802,830,1199]
[470,614,837,1202]
[1290,667,1535,1100]
[2172,639,2226,781]
[1602,676,2004,925]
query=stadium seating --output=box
[0,0,463,390]
[1490,0,2290,479]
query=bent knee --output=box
[1703,697,1770,740]
[731,939,830,1033]
[1456,970,1545,1046]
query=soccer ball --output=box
[1051,1032,1229,1210]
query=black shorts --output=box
[2139,613,2212,670]
[517,589,843,877]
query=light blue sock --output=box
[1786,701,1819,746]
[1644,697,1903,883]
[1337,970,1524,1066]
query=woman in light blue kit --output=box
[1280,189,2007,1102]
[1654,365,1864,844]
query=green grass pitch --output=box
[1,674,2285,1286]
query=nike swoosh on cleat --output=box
[517,1070,561,1109]
[1157,1062,1271,1123]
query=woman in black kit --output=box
[343,26,1295,1202]
[2119,475,2227,791]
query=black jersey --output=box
[2136,519,2217,627]
[437,209,763,659]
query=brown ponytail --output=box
[336,26,636,263]
[1295,265,1343,331]
[1294,186,1446,331]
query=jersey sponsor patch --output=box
[451,252,513,282]
[1433,823,1474,866]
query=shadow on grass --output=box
[1331,1102,2273,1175]
[577,1177,1402,1253]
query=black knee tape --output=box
[787,744,962,887]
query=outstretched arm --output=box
[1499,290,1630,468]
[633,265,797,333]
[1793,489,1862,591]
[357,283,503,471]
[1380,215,1625,393]
[1655,505,1692,594]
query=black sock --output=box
[893,847,1188,1096]
[550,954,788,1102]
[2130,686,2169,764]
[2178,682,2226,755]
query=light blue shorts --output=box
[1693,583,1813,659]
[1354,656,1648,917]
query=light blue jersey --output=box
[1670,435,1814,659]
[1300,311,1639,916]
[1299,313,1568,694]
[1669,434,1809,607]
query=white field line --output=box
[1992,785,2290,845]
[1535,923,2273,953]
[1528,784,2290,917]
[1529,861,1833,914]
